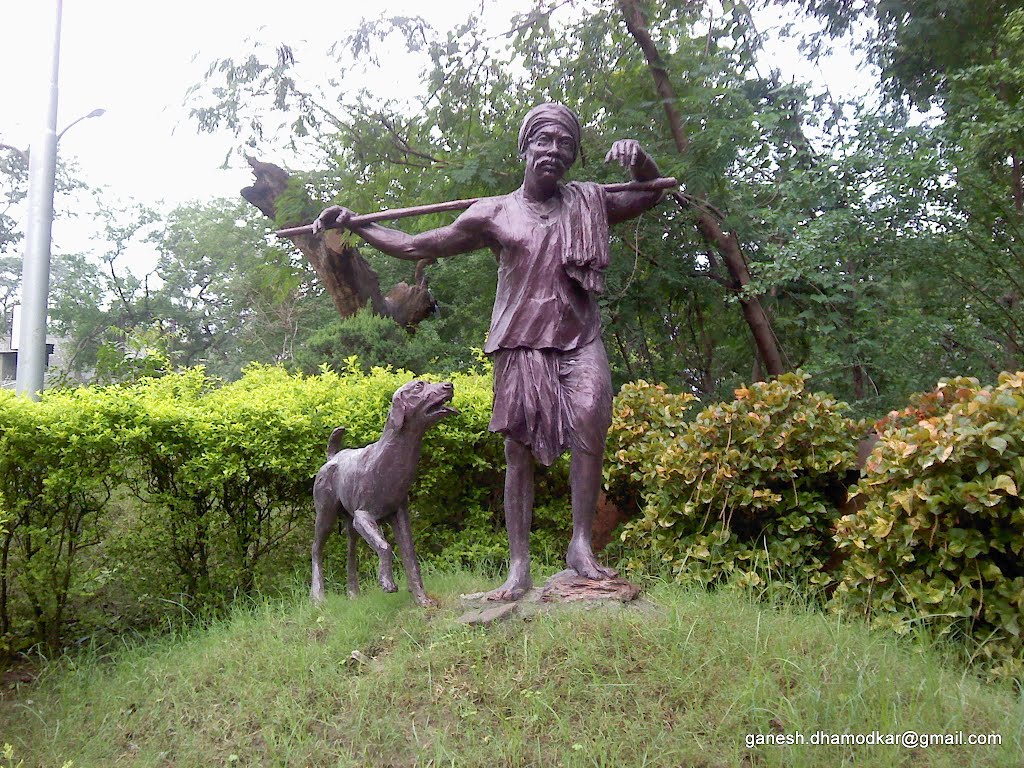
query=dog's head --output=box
[387,380,457,432]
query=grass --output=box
[1,570,1022,767]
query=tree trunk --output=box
[617,0,787,377]
[852,363,866,399]
[0,529,11,642]
[241,156,436,328]
[1000,291,1023,370]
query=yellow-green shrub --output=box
[112,366,334,604]
[110,362,539,611]
[0,386,132,652]
[0,363,573,656]
[612,374,859,589]
[832,373,1024,676]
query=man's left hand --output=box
[604,139,648,170]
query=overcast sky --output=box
[3,0,536,207]
[2,0,867,272]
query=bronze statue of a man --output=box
[313,103,662,600]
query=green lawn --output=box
[2,572,1022,767]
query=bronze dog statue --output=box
[310,380,456,606]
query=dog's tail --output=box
[326,426,347,459]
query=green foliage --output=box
[613,373,859,589]
[764,0,1023,107]
[0,364,573,657]
[946,8,1024,173]
[292,308,471,377]
[92,326,175,384]
[45,201,165,383]
[764,1,1024,385]
[0,386,129,653]
[0,143,28,261]
[4,576,1021,767]
[48,252,109,375]
[604,378,699,508]
[109,362,529,616]
[832,372,1024,677]
[273,176,324,230]
[875,0,1021,109]
[113,368,310,603]
[47,197,333,384]
[0,144,97,354]
[148,198,327,378]
[746,109,1003,413]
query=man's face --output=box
[523,123,576,183]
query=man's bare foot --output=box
[485,572,533,601]
[566,545,618,580]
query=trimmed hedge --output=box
[0,363,571,657]
[0,386,128,651]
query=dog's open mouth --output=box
[426,388,458,418]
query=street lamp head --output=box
[55,108,106,142]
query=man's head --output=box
[517,103,581,180]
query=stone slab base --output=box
[540,569,643,602]
[456,570,648,625]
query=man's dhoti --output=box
[488,337,612,466]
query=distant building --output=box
[1,306,57,390]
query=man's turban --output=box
[517,103,582,162]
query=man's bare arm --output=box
[604,139,664,224]
[312,202,492,261]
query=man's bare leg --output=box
[486,437,535,601]
[566,447,618,580]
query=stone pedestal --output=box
[540,569,643,602]
[457,570,645,625]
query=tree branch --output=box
[616,0,787,376]
[240,156,436,328]
[617,0,690,154]
[0,143,28,163]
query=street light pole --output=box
[15,0,63,398]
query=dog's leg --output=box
[352,510,396,593]
[345,519,360,598]
[311,493,341,603]
[392,505,437,607]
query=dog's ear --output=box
[390,383,411,430]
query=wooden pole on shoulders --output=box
[274,177,678,238]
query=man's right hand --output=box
[311,205,356,237]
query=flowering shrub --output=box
[832,373,1024,677]
[611,373,859,589]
